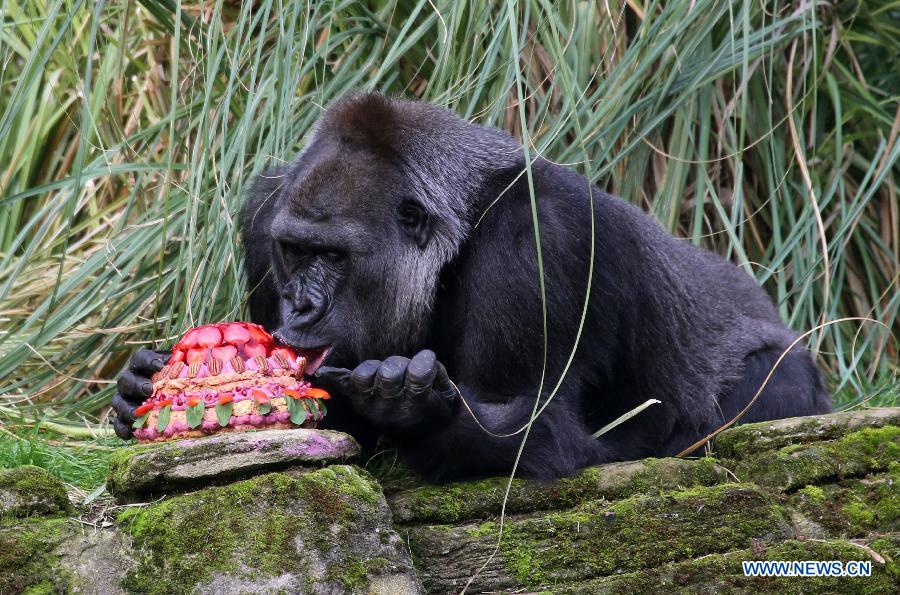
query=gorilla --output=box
[113,92,831,482]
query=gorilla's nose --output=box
[282,282,327,328]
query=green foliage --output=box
[0,426,115,488]
[0,0,897,429]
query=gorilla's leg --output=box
[718,346,832,424]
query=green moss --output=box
[106,441,180,498]
[399,482,473,522]
[798,484,826,502]
[324,555,393,591]
[869,534,899,581]
[715,408,900,460]
[0,465,72,517]
[568,538,899,593]
[506,542,544,585]
[118,465,390,594]
[735,426,900,491]
[0,517,77,593]
[23,581,55,595]
[334,559,369,590]
[843,500,876,527]
[390,457,727,524]
[494,483,788,588]
[788,468,899,537]
[466,521,497,537]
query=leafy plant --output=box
[0,0,896,431]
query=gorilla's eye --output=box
[276,241,307,273]
[278,241,344,272]
[320,249,345,263]
[397,199,432,249]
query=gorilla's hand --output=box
[314,350,458,433]
[111,349,169,439]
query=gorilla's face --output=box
[266,138,437,370]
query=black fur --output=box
[239,93,831,482]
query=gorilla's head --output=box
[243,93,520,370]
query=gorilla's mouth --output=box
[273,330,331,376]
[297,346,332,376]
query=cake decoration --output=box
[131,322,330,442]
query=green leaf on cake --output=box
[186,403,205,429]
[286,396,306,425]
[156,405,171,432]
[132,412,150,429]
[215,402,233,427]
[306,399,320,419]
[317,400,327,417]
[258,402,272,415]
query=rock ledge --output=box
[107,428,360,498]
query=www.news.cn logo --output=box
[742,560,872,577]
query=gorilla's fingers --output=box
[117,371,153,402]
[129,349,167,376]
[111,392,137,422]
[430,361,456,398]
[313,366,353,397]
[113,416,133,440]
[349,361,380,394]
[375,356,409,399]
[406,350,437,397]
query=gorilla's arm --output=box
[315,353,609,482]
[402,388,610,481]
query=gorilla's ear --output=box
[397,199,432,249]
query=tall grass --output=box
[0,0,897,429]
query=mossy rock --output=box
[0,515,134,593]
[107,428,360,500]
[0,465,72,518]
[788,466,900,539]
[117,465,420,594]
[390,456,727,524]
[0,517,75,593]
[715,407,900,460]
[407,483,792,592]
[731,426,900,491]
[562,538,899,593]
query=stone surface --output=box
[0,516,134,593]
[3,407,899,593]
[389,456,728,523]
[727,426,899,491]
[0,465,71,517]
[406,483,792,592]
[117,466,421,594]
[391,408,900,593]
[788,470,900,538]
[715,407,900,459]
[560,538,900,593]
[107,428,360,498]
[0,517,77,593]
[55,525,136,594]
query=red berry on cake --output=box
[223,323,252,345]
